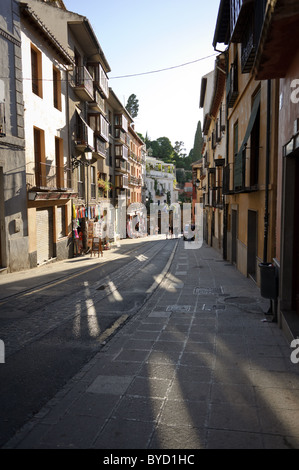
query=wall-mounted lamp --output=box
[84,146,93,161]
[72,146,95,170]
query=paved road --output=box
[3,238,299,450]
[0,237,176,447]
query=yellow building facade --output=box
[213,1,279,284]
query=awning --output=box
[234,90,261,189]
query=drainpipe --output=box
[262,79,278,321]
[263,79,271,263]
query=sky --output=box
[63,0,221,155]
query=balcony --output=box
[115,174,129,189]
[115,114,128,133]
[73,66,94,102]
[129,175,142,186]
[115,144,128,161]
[26,162,72,191]
[89,87,106,114]
[75,114,94,151]
[241,21,255,73]
[115,159,127,173]
[226,58,239,108]
[94,136,107,159]
[115,128,127,145]
[88,113,109,142]
[230,0,254,43]
[88,63,109,99]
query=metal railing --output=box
[74,66,94,99]
[26,162,72,190]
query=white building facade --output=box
[145,156,177,206]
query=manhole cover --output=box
[193,287,223,295]
[224,297,257,304]
[166,305,191,313]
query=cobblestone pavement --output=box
[0,237,170,358]
[3,239,299,449]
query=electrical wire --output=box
[109,53,218,79]
[0,53,218,82]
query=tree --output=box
[173,141,187,159]
[147,137,174,162]
[126,94,139,118]
[192,120,204,162]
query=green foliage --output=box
[144,120,203,175]
[126,94,139,119]
[193,121,204,162]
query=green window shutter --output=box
[234,90,261,191]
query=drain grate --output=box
[97,284,108,291]
[224,296,257,304]
[193,287,223,295]
[166,305,191,313]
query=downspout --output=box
[263,79,278,321]
[66,68,74,257]
[223,50,229,260]
[263,79,271,263]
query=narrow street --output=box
[2,237,299,450]
[0,237,176,447]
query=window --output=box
[31,45,42,98]
[53,66,61,110]
[91,166,96,199]
[55,137,63,188]
[250,98,260,187]
[78,165,84,199]
[34,127,45,187]
[233,121,239,189]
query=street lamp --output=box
[84,146,93,162]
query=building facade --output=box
[21,0,112,259]
[145,156,177,207]
[128,125,144,208]
[254,0,299,339]
[21,2,77,266]
[213,0,279,285]
[199,54,226,254]
[0,0,29,273]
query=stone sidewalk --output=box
[3,240,299,449]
